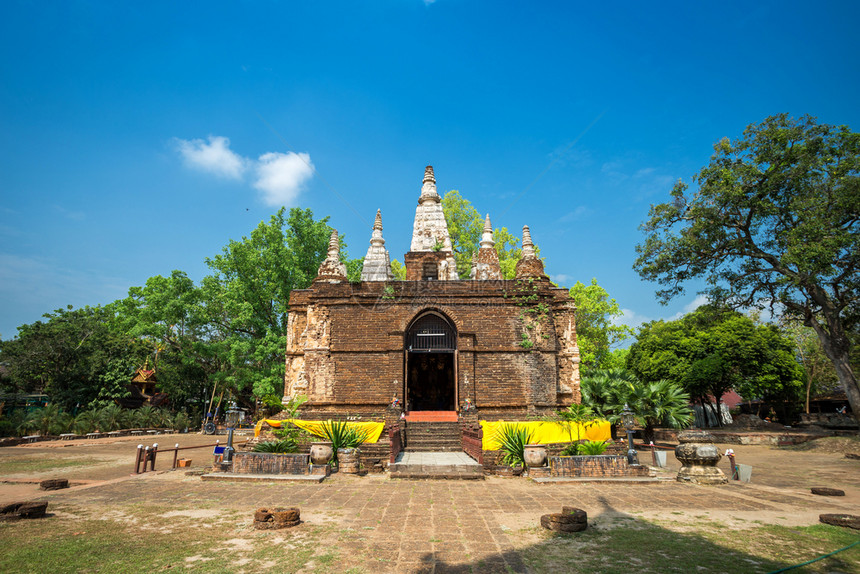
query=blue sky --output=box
[2,1,859,340]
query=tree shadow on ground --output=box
[406,496,859,574]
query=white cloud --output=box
[175,135,247,180]
[551,273,574,286]
[682,293,709,314]
[615,308,653,330]
[557,205,593,223]
[253,152,315,207]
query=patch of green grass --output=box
[0,456,105,475]
[0,503,356,574]
[521,520,860,573]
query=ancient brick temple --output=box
[283,166,581,420]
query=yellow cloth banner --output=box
[254,419,385,443]
[479,420,611,450]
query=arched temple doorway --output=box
[405,312,457,412]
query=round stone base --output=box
[677,466,728,485]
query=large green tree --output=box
[0,305,146,410]
[627,306,804,424]
[203,207,359,401]
[440,190,526,279]
[568,279,634,372]
[634,114,860,416]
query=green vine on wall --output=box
[504,278,552,350]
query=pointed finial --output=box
[423,165,435,184]
[479,214,495,249]
[369,209,385,246]
[419,165,440,204]
[521,225,535,258]
[327,230,339,258]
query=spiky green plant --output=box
[172,411,190,432]
[626,379,693,443]
[75,410,100,434]
[25,404,63,436]
[494,423,534,468]
[253,439,299,454]
[319,420,370,463]
[97,404,127,431]
[578,440,609,455]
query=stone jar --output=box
[523,444,548,468]
[310,441,333,465]
[674,430,728,485]
[337,447,361,474]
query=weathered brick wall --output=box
[284,278,580,416]
[233,452,309,475]
[550,455,651,478]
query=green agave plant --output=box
[253,439,299,454]
[319,420,370,463]
[494,423,534,468]
[578,440,609,455]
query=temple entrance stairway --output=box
[390,413,483,479]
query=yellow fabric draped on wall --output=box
[253,419,385,443]
[479,420,611,450]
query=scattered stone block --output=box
[40,478,69,491]
[4,501,49,519]
[253,507,301,530]
[541,514,587,532]
[560,507,588,523]
[819,514,860,530]
[811,487,845,496]
[0,502,23,515]
[845,453,860,460]
[541,507,587,533]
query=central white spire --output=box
[408,165,459,280]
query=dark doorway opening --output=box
[405,312,457,412]
[407,352,455,411]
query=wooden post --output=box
[172,443,179,469]
[134,444,143,474]
[150,443,158,471]
[143,447,150,473]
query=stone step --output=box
[389,451,483,480]
[404,411,459,422]
[404,445,463,452]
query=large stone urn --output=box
[310,441,333,465]
[523,444,548,468]
[674,430,728,485]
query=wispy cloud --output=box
[174,135,248,180]
[174,135,315,207]
[253,152,315,207]
[52,205,85,221]
[616,293,710,331]
[557,205,593,223]
[615,308,653,330]
[0,253,130,338]
[551,273,574,286]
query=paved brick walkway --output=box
[47,470,857,573]
[3,438,858,573]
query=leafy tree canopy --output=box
[627,305,804,424]
[441,190,531,279]
[567,279,634,372]
[633,114,860,416]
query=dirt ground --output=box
[1,433,858,573]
